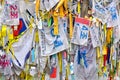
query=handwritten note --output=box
[3,0,19,25]
[71,18,90,45]
[106,1,119,27]
[92,1,109,24]
[39,21,69,56]
[90,26,101,48]
[10,4,18,19]
[79,25,89,45]
[113,25,120,44]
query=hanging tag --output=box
[90,26,101,48]
[53,11,58,35]
[69,12,73,38]
[77,1,80,14]
[107,2,119,27]
[2,25,7,37]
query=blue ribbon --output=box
[77,49,88,68]
[77,49,81,64]
[24,51,31,63]
[31,48,35,63]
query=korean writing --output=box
[50,28,63,49]
[80,25,88,39]
[90,26,101,47]
[0,54,10,68]
[9,3,18,19]
[95,4,106,14]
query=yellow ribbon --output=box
[59,5,64,17]
[64,0,68,14]
[1,25,7,37]
[53,11,59,35]
[66,63,70,79]
[102,43,107,55]
[77,2,81,14]
[96,47,100,58]
[58,53,62,73]
[35,0,40,17]
[41,73,45,80]
[106,28,113,44]
[69,12,73,39]
[35,29,39,43]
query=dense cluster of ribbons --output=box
[0,0,120,80]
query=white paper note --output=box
[90,26,101,48]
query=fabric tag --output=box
[71,18,90,46]
[90,25,101,48]
[106,1,119,27]
[3,0,19,25]
[39,20,69,56]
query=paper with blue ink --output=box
[92,0,110,24]
[90,25,101,48]
[39,20,69,56]
[106,1,119,27]
[105,1,120,43]
[71,18,90,46]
